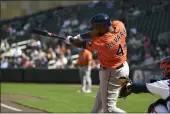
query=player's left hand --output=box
[65,36,73,44]
[65,35,79,45]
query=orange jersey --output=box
[85,20,127,68]
[77,49,93,66]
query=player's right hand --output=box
[65,35,79,44]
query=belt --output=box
[100,63,124,70]
[79,65,88,67]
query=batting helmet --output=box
[88,13,112,31]
[160,56,170,77]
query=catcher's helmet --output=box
[88,13,111,31]
[160,56,170,77]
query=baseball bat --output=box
[32,28,66,40]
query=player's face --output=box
[90,29,100,38]
[91,23,108,36]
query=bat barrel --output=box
[32,28,65,40]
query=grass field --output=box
[1,83,160,113]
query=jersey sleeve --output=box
[83,38,101,51]
[146,80,170,99]
[112,21,127,37]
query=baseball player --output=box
[65,13,129,113]
[119,56,170,113]
[76,48,93,93]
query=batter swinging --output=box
[65,13,129,113]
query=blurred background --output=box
[0,0,170,113]
[0,0,170,81]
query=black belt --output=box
[79,65,88,67]
[100,63,124,70]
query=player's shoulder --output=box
[84,49,90,52]
[87,50,92,55]
[92,36,103,44]
[147,79,170,87]
[84,50,92,57]
[111,20,126,34]
[111,20,125,26]
[158,79,170,83]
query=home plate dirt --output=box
[1,94,46,113]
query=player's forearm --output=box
[66,32,93,48]
[131,83,150,94]
[69,37,86,48]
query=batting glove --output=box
[65,36,72,44]
[65,36,78,44]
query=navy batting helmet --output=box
[88,13,112,31]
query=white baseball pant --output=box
[91,61,129,113]
[79,66,92,92]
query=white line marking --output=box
[1,103,22,112]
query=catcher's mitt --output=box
[118,77,132,99]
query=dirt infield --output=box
[1,94,46,113]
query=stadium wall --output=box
[0,69,162,84]
[0,69,99,84]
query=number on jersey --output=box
[116,44,124,56]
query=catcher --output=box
[119,57,170,113]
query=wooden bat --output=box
[32,28,66,40]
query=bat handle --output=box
[49,33,66,40]
[47,32,52,36]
